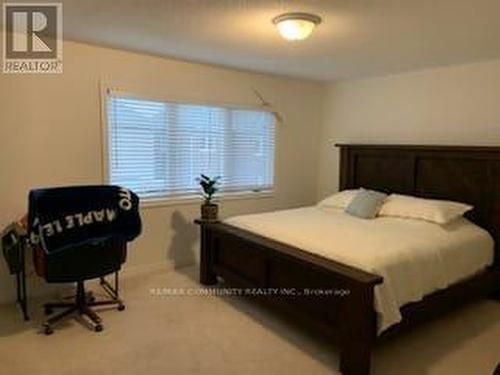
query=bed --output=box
[225,206,494,334]
[196,144,500,375]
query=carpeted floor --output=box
[0,265,498,375]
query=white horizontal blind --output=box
[107,94,275,198]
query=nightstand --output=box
[194,219,219,285]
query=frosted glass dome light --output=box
[273,13,322,41]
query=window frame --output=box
[101,86,277,208]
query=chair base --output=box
[43,280,124,335]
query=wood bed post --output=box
[194,220,218,285]
[339,284,377,375]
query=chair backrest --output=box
[28,185,141,255]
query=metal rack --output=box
[1,227,29,321]
[15,239,29,320]
[2,228,121,321]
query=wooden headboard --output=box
[337,144,500,266]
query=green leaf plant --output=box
[196,174,221,204]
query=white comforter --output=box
[224,207,494,333]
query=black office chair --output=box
[28,185,141,334]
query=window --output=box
[106,93,276,200]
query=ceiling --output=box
[55,0,500,81]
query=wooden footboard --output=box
[196,221,383,375]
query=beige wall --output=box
[0,39,324,303]
[4,37,500,305]
[318,59,500,198]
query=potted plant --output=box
[197,174,221,221]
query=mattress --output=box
[224,206,495,333]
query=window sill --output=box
[140,190,275,209]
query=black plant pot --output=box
[201,203,218,222]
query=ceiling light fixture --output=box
[272,12,322,41]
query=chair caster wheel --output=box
[44,307,53,315]
[44,325,53,335]
[95,324,104,332]
[117,304,125,311]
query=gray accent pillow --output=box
[345,189,388,219]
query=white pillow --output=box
[317,189,359,209]
[378,194,473,224]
